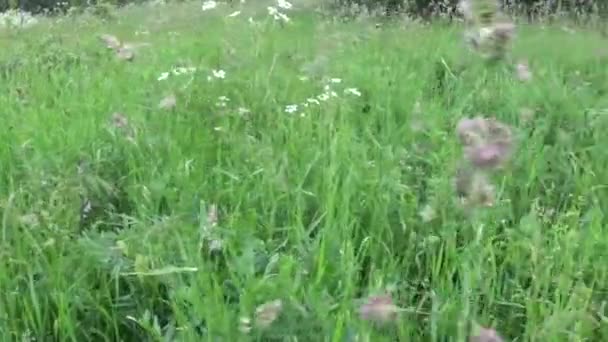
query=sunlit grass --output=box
[1,1,607,340]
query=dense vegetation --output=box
[2,0,608,17]
[1,0,607,340]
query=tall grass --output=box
[1,1,607,340]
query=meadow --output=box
[1,1,608,340]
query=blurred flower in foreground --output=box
[461,0,515,60]
[454,116,514,208]
[454,165,495,208]
[470,325,504,342]
[358,294,399,323]
[456,116,514,170]
[254,299,283,329]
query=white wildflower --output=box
[344,88,361,97]
[268,6,278,16]
[317,94,330,101]
[172,67,188,75]
[211,69,226,79]
[277,0,292,10]
[227,11,241,17]
[330,78,342,84]
[202,0,217,11]
[268,6,290,22]
[216,96,230,107]
[172,66,196,75]
[0,10,38,29]
[306,98,320,105]
[285,104,298,113]
[157,72,170,81]
[237,107,250,115]
[277,12,290,22]
[419,204,436,222]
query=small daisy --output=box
[330,78,342,83]
[285,104,298,113]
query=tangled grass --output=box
[1,0,607,340]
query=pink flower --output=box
[465,140,512,169]
[470,326,504,342]
[456,117,514,170]
[358,294,398,323]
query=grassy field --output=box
[1,1,608,340]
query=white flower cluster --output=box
[0,10,38,29]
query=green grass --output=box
[1,1,608,340]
